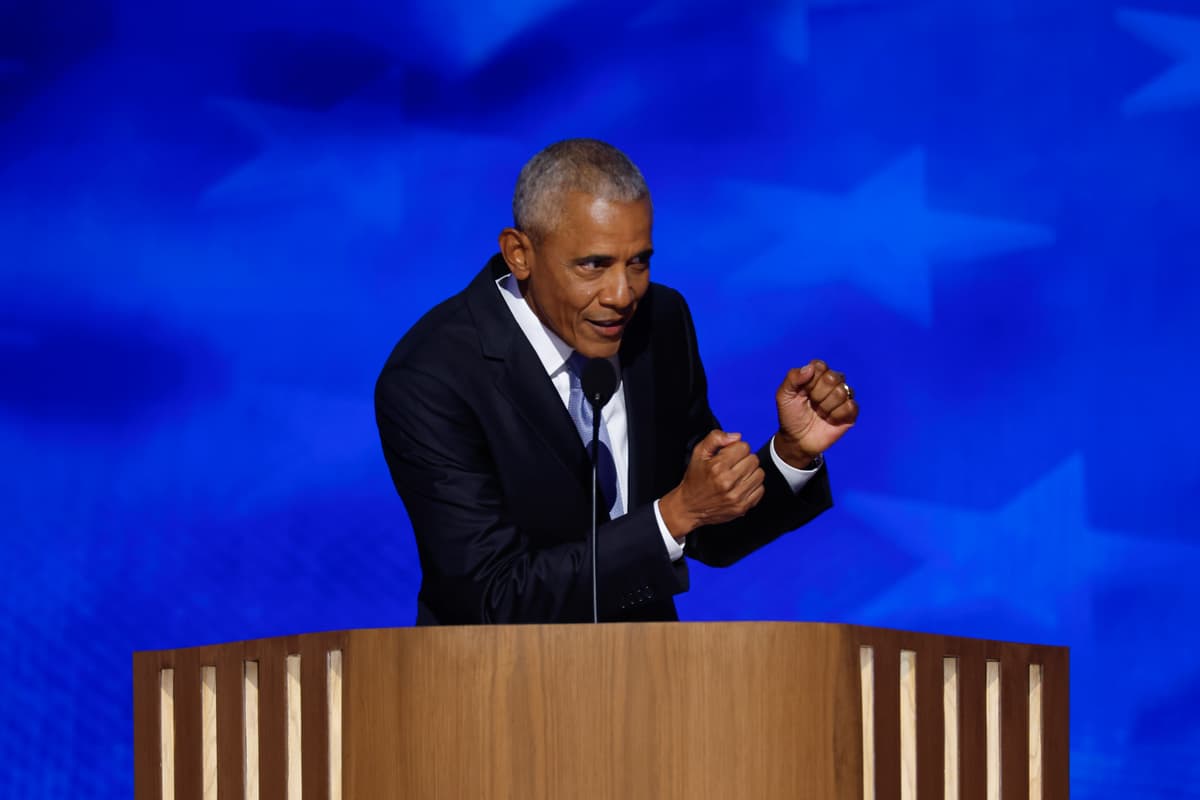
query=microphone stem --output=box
[590,398,601,624]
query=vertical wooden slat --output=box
[985,661,1001,800]
[944,658,960,800]
[256,641,288,800]
[200,666,218,800]
[134,624,1065,799]
[958,643,987,800]
[1001,653,1030,800]
[244,661,260,800]
[160,669,176,800]
[286,654,303,800]
[134,655,164,800]
[874,645,901,800]
[174,656,203,800]
[1042,648,1070,799]
[899,650,917,800]
[1029,664,1043,800]
[327,651,343,800]
[915,640,945,800]
[861,646,876,800]
[216,652,245,800]
[301,644,330,800]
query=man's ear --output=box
[499,227,533,279]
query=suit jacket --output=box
[374,255,833,624]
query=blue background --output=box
[2,0,1198,795]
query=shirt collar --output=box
[496,272,620,379]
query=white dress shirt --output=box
[497,274,820,562]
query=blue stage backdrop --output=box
[2,0,1198,795]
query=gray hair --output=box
[512,139,651,241]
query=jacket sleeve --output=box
[663,293,834,568]
[375,363,684,624]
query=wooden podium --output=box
[134,623,1068,799]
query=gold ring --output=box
[843,383,854,401]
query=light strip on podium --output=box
[860,645,875,800]
[944,657,960,800]
[201,666,217,800]
[159,668,175,800]
[286,654,303,800]
[328,650,343,800]
[986,660,1001,800]
[899,650,917,800]
[1030,663,1044,800]
[244,660,260,800]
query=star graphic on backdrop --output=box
[723,150,1055,325]
[421,0,578,67]
[1118,8,1200,113]
[841,455,1200,633]
[203,97,512,231]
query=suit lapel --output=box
[621,291,656,510]
[497,335,593,483]
[466,257,593,491]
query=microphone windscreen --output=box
[580,357,618,407]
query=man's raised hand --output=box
[774,359,859,469]
[658,430,766,539]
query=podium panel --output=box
[134,623,1068,799]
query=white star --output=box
[203,97,513,233]
[724,150,1055,325]
[842,455,1199,636]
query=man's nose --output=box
[599,268,634,310]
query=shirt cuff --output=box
[653,499,686,562]
[769,435,822,493]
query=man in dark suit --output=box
[375,139,858,624]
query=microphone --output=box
[579,357,617,623]
[580,357,618,409]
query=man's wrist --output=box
[773,432,818,470]
[658,488,696,539]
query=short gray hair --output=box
[512,139,651,241]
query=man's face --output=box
[517,191,653,359]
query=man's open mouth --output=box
[587,319,626,337]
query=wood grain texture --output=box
[299,644,329,800]
[899,650,917,800]
[1029,664,1043,800]
[243,660,260,800]
[956,640,988,800]
[327,651,343,800]
[285,654,302,800]
[215,651,244,800]
[160,669,175,800]
[256,638,289,800]
[344,623,855,799]
[132,623,1069,800]
[173,655,202,800]
[861,646,876,800]
[1001,651,1031,800]
[986,660,1001,800]
[944,658,960,800]
[914,639,945,800]
[873,640,902,800]
[200,666,217,800]
[133,653,162,800]
[1042,647,1070,799]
